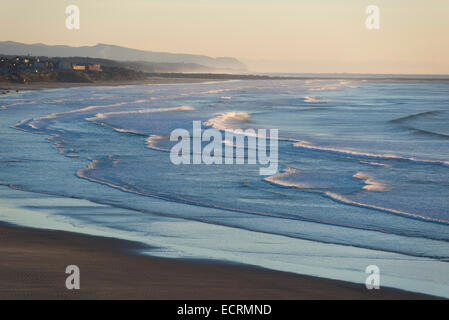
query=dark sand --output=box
[0,77,221,92]
[0,223,437,300]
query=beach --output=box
[1,78,448,299]
[0,223,434,300]
[2,0,448,303]
[0,77,222,91]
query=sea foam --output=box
[325,192,449,225]
[87,105,195,121]
[264,167,312,189]
[353,172,390,192]
[204,111,251,131]
[293,140,449,166]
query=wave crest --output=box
[325,192,449,225]
[204,111,251,131]
[87,105,195,121]
[264,167,313,189]
[293,140,449,166]
[304,96,325,103]
[353,172,390,192]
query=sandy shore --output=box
[0,77,221,92]
[0,223,436,300]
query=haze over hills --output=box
[0,41,246,72]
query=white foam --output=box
[145,134,170,151]
[294,140,399,158]
[293,140,449,166]
[325,192,449,224]
[36,102,130,121]
[359,160,391,168]
[353,172,390,192]
[200,88,234,95]
[264,167,312,189]
[304,96,325,103]
[87,105,195,121]
[112,127,142,135]
[204,111,251,131]
[305,80,361,92]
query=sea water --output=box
[1,77,448,297]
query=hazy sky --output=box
[2,0,448,73]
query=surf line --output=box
[169,121,278,175]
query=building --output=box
[0,65,8,74]
[57,61,72,70]
[33,62,46,70]
[87,64,102,72]
[72,64,85,71]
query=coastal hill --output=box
[0,41,246,72]
[0,54,273,87]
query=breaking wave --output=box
[204,111,252,131]
[87,105,195,121]
[353,172,390,192]
[145,134,170,151]
[391,110,443,123]
[325,192,449,225]
[293,140,449,166]
[264,167,312,189]
[304,96,326,103]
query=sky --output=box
[1,0,448,74]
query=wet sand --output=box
[0,77,222,92]
[0,223,437,300]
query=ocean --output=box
[1,77,448,297]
